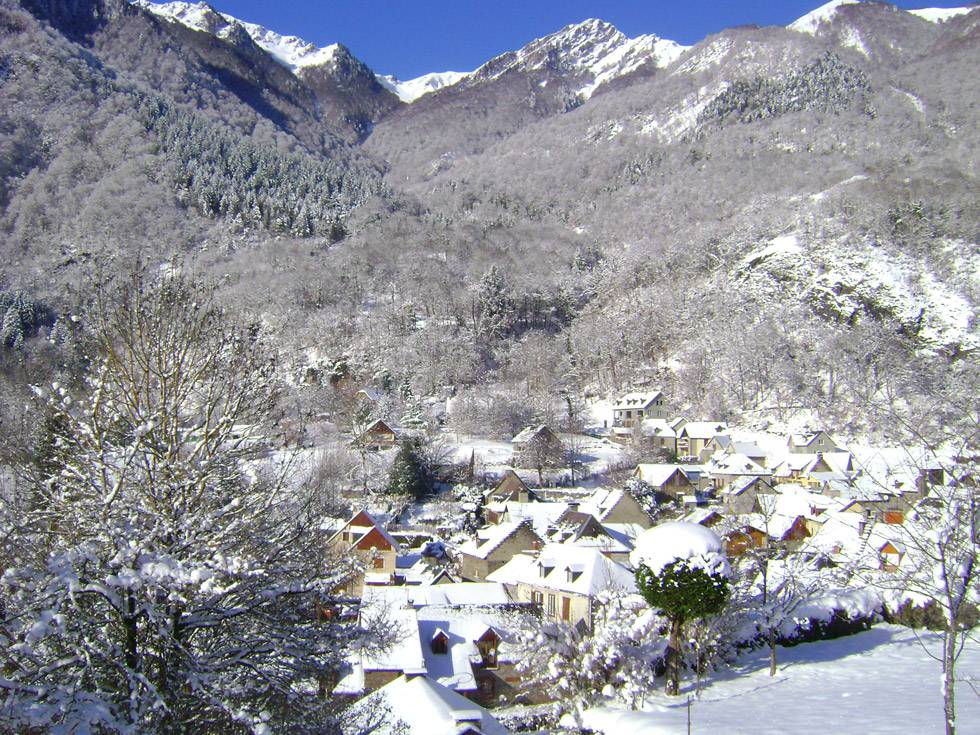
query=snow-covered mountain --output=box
[133,1,339,70]
[789,0,975,35]
[378,71,470,103]
[471,18,687,100]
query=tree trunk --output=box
[666,617,683,696]
[769,628,778,677]
[944,627,957,735]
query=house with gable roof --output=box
[487,544,636,631]
[612,390,667,428]
[548,509,633,564]
[579,487,653,528]
[327,510,402,596]
[353,418,400,450]
[485,469,539,505]
[788,430,842,455]
[720,476,778,515]
[676,421,728,458]
[344,673,511,735]
[458,520,544,581]
[633,463,695,499]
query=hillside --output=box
[0,0,976,439]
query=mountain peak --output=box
[789,0,862,35]
[471,17,687,99]
[133,1,339,71]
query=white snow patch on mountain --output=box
[377,71,470,103]
[840,26,870,57]
[743,234,802,268]
[474,19,687,99]
[133,1,338,71]
[789,0,861,35]
[907,6,974,22]
[673,37,735,75]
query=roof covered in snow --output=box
[487,544,636,595]
[346,674,511,735]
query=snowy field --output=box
[583,625,980,734]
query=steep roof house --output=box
[612,390,667,428]
[353,418,400,450]
[457,520,544,581]
[344,674,511,735]
[327,510,401,596]
[633,463,695,499]
[580,487,653,528]
[677,421,728,458]
[788,430,842,455]
[487,544,636,632]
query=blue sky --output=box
[209,1,973,78]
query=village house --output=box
[579,487,654,528]
[612,390,667,428]
[788,430,843,455]
[699,436,770,467]
[723,525,768,557]
[352,418,399,450]
[326,510,401,596]
[484,469,539,505]
[720,476,778,515]
[457,520,544,581]
[344,674,511,735]
[487,544,636,631]
[633,463,695,500]
[708,452,772,490]
[547,509,634,564]
[340,584,531,709]
[676,421,728,459]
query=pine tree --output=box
[385,439,429,501]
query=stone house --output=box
[612,390,667,428]
[487,544,636,632]
[327,510,401,596]
[457,520,544,581]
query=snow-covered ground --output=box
[583,625,980,734]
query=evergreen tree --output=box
[633,523,731,695]
[386,439,429,501]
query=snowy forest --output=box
[0,0,978,733]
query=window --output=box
[373,556,385,569]
[477,636,498,669]
[547,594,556,617]
[531,590,544,606]
[431,633,448,655]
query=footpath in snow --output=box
[583,624,980,734]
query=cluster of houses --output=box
[319,388,955,733]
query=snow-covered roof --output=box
[630,522,730,577]
[511,424,556,445]
[709,452,770,477]
[487,544,636,596]
[458,521,537,560]
[502,501,571,536]
[613,390,663,411]
[328,510,402,552]
[640,418,677,438]
[634,463,686,486]
[345,674,510,735]
[679,421,729,440]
